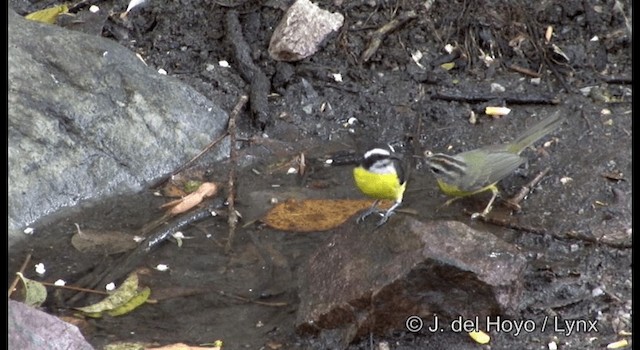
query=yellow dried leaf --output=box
[468,330,490,344]
[107,286,151,316]
[75,272,140,314]
[25,5,69,24]
[607,339,629,349]
[485,106,511,117]
[440,62,455,71]
[16,272,48,307]
[146,343,221,350]
[262,199,393,232]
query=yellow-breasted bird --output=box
[425,112,565,218]
[353,148,407,226]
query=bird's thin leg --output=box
[472,186,500,219]
[376,200,402,227]
[358,200,380,223]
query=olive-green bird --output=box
[425,111,565,218]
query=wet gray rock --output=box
[8,10,229,244]
[296,218,527,346]
[268,0,344,61]
[9,300,94,350]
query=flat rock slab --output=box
[296,218,527,346]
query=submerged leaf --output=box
[16,272,48,307]
[262,199,393,232]
[25,5,69,24]
[107,287,151,316]
[75,272,140,314]
[71,223,138,255]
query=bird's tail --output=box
[509,111,565,154]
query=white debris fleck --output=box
[590,35,599,42]
[89,5,100,13]
[206,64,216,71]
[256,320,264,328]
[332,73,343,82]
[325,159,333,165]
[105,282,116,291]
[548,341,558,350]
[133,235,145,243]
[530,77,541,85]
[591,286,605,297]
[24,227,35,235]
[347,117,358,125]
[155,264,170,271]
[218,60,230,68]
[34,263,46,275]
[287,167,298,174]
[444,44,455,54]
[560,176,573,185]
[411,50,424,68]
[490,83,506,93]
[173,231,185,239]
[157,68,167,75]
[54,279,66,286]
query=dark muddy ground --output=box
[9,0,632,349]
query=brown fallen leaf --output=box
[161,182,218,215]
[262,198,393,232]
[71,223,138,255]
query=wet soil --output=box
[9,0,632,349]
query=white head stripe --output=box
[364,148,391,159]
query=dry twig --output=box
[503,167,551,212]
[225,95,249,253]
[8,253,32,298]
[361,11,417,62]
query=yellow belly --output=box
[353,166,405,201]
[436,179,496,197]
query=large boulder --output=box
[8,9,229,245]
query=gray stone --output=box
[268,0,344,61]
[296,218,527,345]
[9,300,95,350]
[8,10,229,244]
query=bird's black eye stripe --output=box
[430,166,441,174]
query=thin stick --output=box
[39,281,109,295]
[465,209,547,235]
[508,64,541,78]
[8,253,32,298]
[225,95,249,253]
[217,289,287,307]
[361,11,418,62]
[504,167,551,211]
[150,131,229,189]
